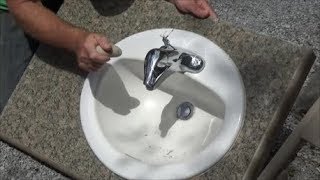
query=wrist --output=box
[72,28,89,53]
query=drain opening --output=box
[176,102,194,120]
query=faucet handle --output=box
[179,53,205,73]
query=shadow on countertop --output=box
[89,0,135,16]
[28,0,87,76]
[35,45,87,77]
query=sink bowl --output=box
[80,29,245,179]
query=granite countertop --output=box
[0,0,315,179]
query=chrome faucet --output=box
[144,35,205,90]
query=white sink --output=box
[80,29,245,179]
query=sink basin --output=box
[80,29,245,179]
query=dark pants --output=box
[0,0,64,113]
[0,10,38,113]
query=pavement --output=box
[0,0,319,179]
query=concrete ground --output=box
[0,0,319,179]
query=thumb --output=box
[203,0,219,21]
[96,35,112,54]
[208,6,218,22]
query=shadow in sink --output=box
[119,59,225,117]
[119,59,226,136]
[118,59,144,80]
[159,97,180,137]
[159,73,226,119]
[88,64,140,115]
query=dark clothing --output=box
[0,10,38,113]
[0,0,64,113]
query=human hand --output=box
[169,0,218,21]
[75,32,112,72]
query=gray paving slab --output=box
[0,141,67,180]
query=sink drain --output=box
[176,102,194,120]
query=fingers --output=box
[173,0,218,20]
[89,49,110,63]
[209,10,219,22]
[90,62,103,71]
[206,1,219,22]
[78,62,93,72]
[79,61,103,72]
[84,50,107,71]
[78,62,87,71]
[193,10,211,19]
[89,35,111,63]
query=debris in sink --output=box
[124,153,142,162]
[167,150,173,155]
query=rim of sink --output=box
[80,29,246,179]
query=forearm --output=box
[7,0,87,52]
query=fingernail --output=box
[210,15,219,23]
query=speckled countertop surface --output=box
[0,0,314,179]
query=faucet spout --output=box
[143,49,170,90]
